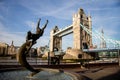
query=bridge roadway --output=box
[53,25,73,37]
[83,48,120,53]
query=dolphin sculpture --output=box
[18,19,48,76]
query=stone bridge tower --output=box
[64,8,93,59]
[50,26,62,52]
[73,8,92,50]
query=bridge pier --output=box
[63,48,96,59]
[63,49,82,59]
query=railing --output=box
[0,58,118,66]
[83,48,120,52]
[0,58,80,65]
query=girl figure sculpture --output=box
[18,19,48,77]
[26,19,48,44]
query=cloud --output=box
[0,21,25,46]
[0,1,10,16]
[0,20,50,47]
[0,32,25,45]
[0,15,4,21]
[19,0,85,20]
[25,21,36,32]
[34,35,50,47]
[105,29,118,37]
[92,10,120,39]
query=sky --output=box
[0,0,120,50]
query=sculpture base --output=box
[25,71,72,80]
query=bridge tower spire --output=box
[100,29,106,48]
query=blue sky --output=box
[0,0,120,50]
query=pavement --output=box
[64,67,120,80]
[1,65,120,80]
[0,58,120,80]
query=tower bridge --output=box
[50,8,120,59]
[50,8,92,59]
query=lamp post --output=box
[48,52,50,65]
[118,44,120,66]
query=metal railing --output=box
[0,58,80,65]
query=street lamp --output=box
[118,44,120,66]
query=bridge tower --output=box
[50,26,62,52]
[73,8,92,50]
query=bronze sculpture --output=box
[18,19,48,76]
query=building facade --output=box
[0,41,38,57]
[0,42,8,56]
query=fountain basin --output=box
[0,68,82,80]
